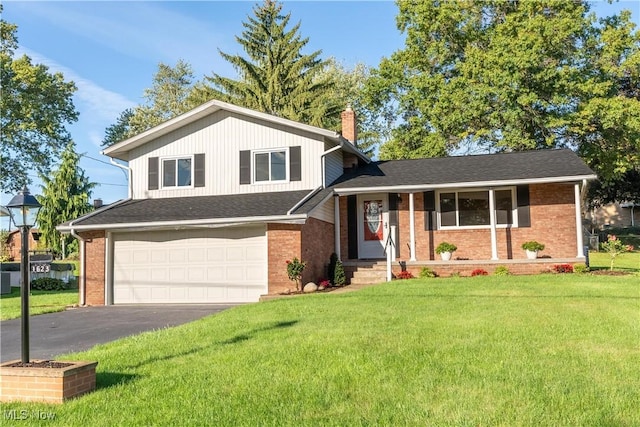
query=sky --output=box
[1,0,639,229]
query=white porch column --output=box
[334,196,341,260]
[575,183,585,258]
[489,189,498,260]
[409,192,416,261]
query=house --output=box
[58,100,596,305]
[1,229,42,262]
[588,201,639,230]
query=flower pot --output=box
[440,251,452,261]
[525,250,538,260]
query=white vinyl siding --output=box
[309,197,335,224]
[129,110,327,199]
[112,226,267,303]
[324,144,343,186]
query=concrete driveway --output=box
[0,305,237,362]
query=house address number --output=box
[30,263,51,273]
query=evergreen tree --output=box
[37,143,96,257]
[193,0,337,128]
[101,108,133,148]
[1,9,78,192]
[333,260,346,287]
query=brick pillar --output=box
[79,231,105,306]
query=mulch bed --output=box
[4,360,74,368]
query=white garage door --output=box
[113,225,267,304]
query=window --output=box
[162,157,192,187]
[438,188,515,228]
[254,150,287,182]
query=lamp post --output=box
[6,186,42,363]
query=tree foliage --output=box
[192,0,338,128]
[101,60,198,147]
[366,0,640,170]
[37,143,96,257]
[1,11,78,192]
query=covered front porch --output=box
[332,182,588,280]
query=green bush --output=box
[30,277,69,291]
[493,265,511,276]
[573,264,589,274]
[419,267,437,278]
[327,253,338,285]
[334,260,346,286]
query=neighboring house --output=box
[59,100,596,305]
[588,202,639,229]
[2,229,41,262]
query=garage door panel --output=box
[113,226,267,304]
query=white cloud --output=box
[19,47,135,122]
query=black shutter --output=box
[148,157,159,190]
[347,195,358,259]
[290,146,301,181]
[388,193,400,258]
[516,185,531,227]
[194,153,205,187]
[239,150,251,185]
[423,191,435,231]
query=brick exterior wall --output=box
[80,230,105,306]
[4,229,42,261]
[267,218,335,294]
[339,183,579,262]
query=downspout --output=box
[107,157,132,199]
[68,221,86,306]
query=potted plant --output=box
[521,241,545,259]
[435,242,457,261]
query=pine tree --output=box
[193,0,338,128]
[37,143,96,257]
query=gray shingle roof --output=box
[330,149,595,189]
[69,190,317,227]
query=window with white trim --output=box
[254,149,287,182]
[438,188,516,228]
[162,156,192,187]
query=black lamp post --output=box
[6,186,42,363]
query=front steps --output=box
[344,261,388,285]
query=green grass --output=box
[1,275,638,426]
[0,288,78,320]
[589,250,640,272]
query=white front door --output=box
[357,194,388,259]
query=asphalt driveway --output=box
[0,305,237,362]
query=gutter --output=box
[332,174,598,195]
[287,187,322,215]
[106,157,132,199]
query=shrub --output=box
[435,242,457,254]
[327,253,338,285]
[419,267,437,278]
[318,279,331,288]
[65,251,80,261]
[471,268,488,277]
[553,264,574,274]
[333,260,346,286]
[573,264,589,274]
[493,265,511,276]
[522,241,545,251]
[30,277,68,291]
[286,257,306,291]
[395,270,414,280]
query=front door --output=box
[357,194,388,259]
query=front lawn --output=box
[588,250,640,272]
[0,288,78,320]
[1,275,638,426]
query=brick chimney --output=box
[340,105,357,145]
[93,199,103,209]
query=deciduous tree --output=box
[1,11,78,192]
